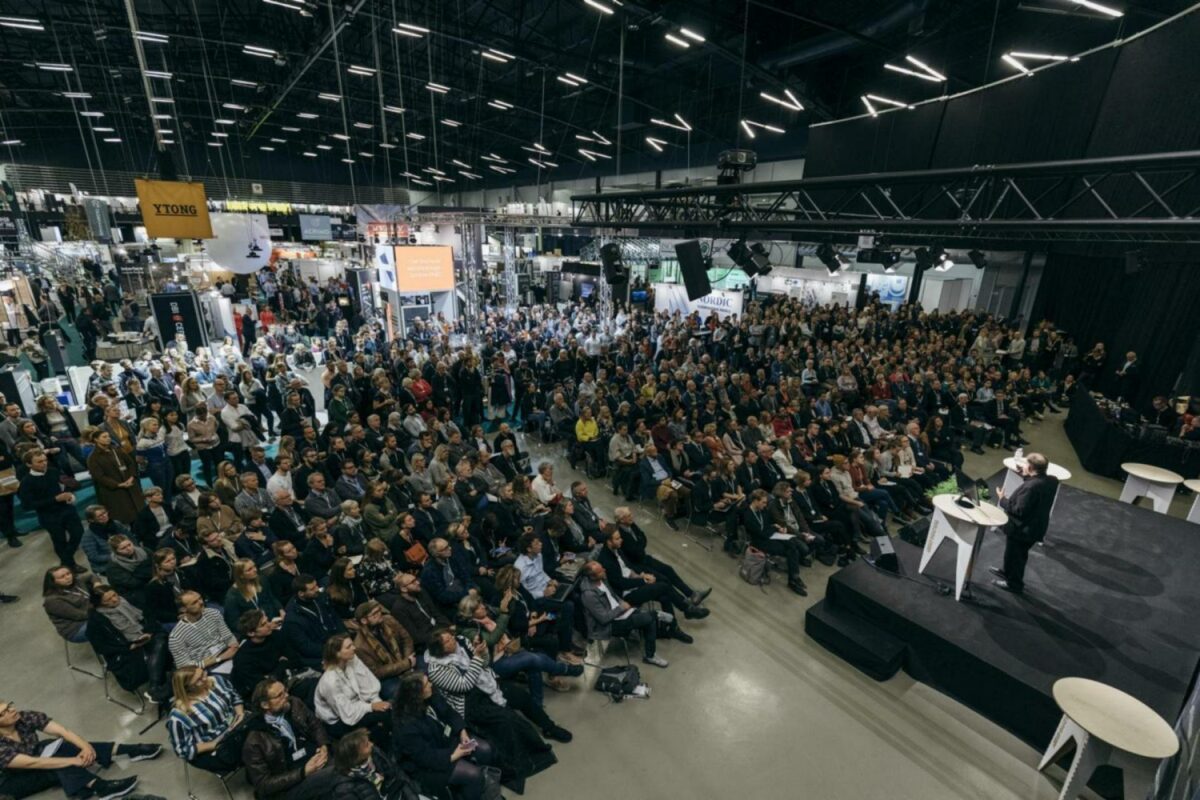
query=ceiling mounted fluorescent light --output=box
[92,127,115,132]
[650,117,688,132]
[383,105,405,114]
[242,45,278,58]
[489,99,513,109]
[211,132,229,137]
[411,178,432,186]
[486,48,514,60]
[1010,51,1076,61]
[296,112,318,119]
[347,65,376,76]
[303,151,318,157]
[379,143,397,149]
[743,119,784,133]
[331,133,350,140]
[259,146,275,151]
[425,83,449,93]
[578,150,596,162]
[673,113,691,131]
[316,143,332,149]
[318,92,341,101]
[406,132,426,140]
[664,33,690,48]
[0,16,45,31]
[861,95,878,117]
[739,120,756,139]
[583,0,614,14]
[207,141,223,147]
[61,92,92,99]
[431,176,454,182]
[759,90,804,111]
[353,121,373,128]
[883,63,942,82]
[440,119,461,127]
[0,139,22,145]
[213,118,234,125]
[480,155,505,163]
[393,22,430,34]
[481,51,507,63]
[341,158,355,164]
[527,158,551,168]
[487,101,510,110]
[152,113,171,119]
[679,27,705,42]
[222,103,246,110]
[564,72,587,84]
[400,172,420,178]
[575,134,594,142]
[450,159,472,168]
[157,129,175,135]
[37,63,73,72]
[80,111,104,117]
[135,31,169,43]
[905,55,947,81]
[357,152,374,158]
[270,137,286,142]
[556,76,580,87]
[864,93,913,109]
[102,137,121,143]
[281,126,300,132]
[422,167,445,175]
[392,27,423,38]
[262,0,305,10]
[144,69,172,79]
[591,130,611,144]
[488,165,513,174]
[645,136,666,152]
[1001,54,1032,75]
[458,171,482,179]
[1070,0,1123,16]
[578,148,611,159]
[533,142,549,152]
[151,97,174,104]
[231,79,258,88]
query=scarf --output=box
[99,598,145,642]
[349,759,384,792]
[111,544,148,573]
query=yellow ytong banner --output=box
[135,178,213,239]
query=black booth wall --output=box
[1030,254,1200,408]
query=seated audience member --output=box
[167,590,239,672]
[0,699,159,800]
[231,610,297,699]
[391,671,498,800]
[131,486,175,550]
[298,517,337,579]
[353,600,417,700]
[103,534,152,607]
[388,572,451,652]
[330,500,368,557]
[637,444,691,528]
[282,574,346,669]
[143,548,197,630]
[314,634,392,746]
[266,540,302,605]
[613,506,711,610]
[42,565,95,644]
[578,560,666,667]
[303,472,342,521]
[421,536,476,611]
[223,559,284,631]
[743,489,809,596]
[493,565,581,664]
[328,728,417,799]
[241,678,331,800]
[81,505,124,573]
[268,489,308,546]
[358,537,399,602]
[326,557,369,621]
[193,528,238,601]
[166,667,246,774]
[530,462,561,505]
[86,583,171,704]
[424,628,560,790]
[596,526,703,630]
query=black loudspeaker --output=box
[870,536,899,573]
[599,243,627,283]
[675,240,712,300]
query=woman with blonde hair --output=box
[212,460,240,507]
[33,393,86,469]
[428,444,452,488]
[222,558,283,630]
[166,666,245,774]
[136,415,174,501]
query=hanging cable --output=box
[327,0,357,204]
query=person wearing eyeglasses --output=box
[0,698,160,800]
[241,678,330,800]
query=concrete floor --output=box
[0,411,1184,800]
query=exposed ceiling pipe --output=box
[759,0,930,71]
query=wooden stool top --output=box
[1122,463,1184,485]
[1052,677,1179,759]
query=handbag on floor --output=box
[738,545,770,586]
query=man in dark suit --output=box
[742,489,807,596]
[1115,351,1140,402]
[991,453,1059,594]
[983,389,1025,449]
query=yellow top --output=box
[575,418,599,442]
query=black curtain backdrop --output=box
[1032,254,1200,408]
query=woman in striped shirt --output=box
[166,667,245,774]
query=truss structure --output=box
[459,223,483,338]
[502,229,519,314]
[571,151,1200,245]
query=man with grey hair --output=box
[991,452,1058,594]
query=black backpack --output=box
[594,665,642,701]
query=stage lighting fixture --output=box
[727,240,757,276]
[967,249,987,269]
[816,243,841,275]
[749,243,773,276]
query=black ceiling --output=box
[0,0,1185,194]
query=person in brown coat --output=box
[86,430,145,524]
[352,599,415,701]
[242,678,331,800]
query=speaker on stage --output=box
[599,243,628,283]
[675,240,712,300]
[870,536,899,573]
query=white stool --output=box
[1184,479,1200,524]
[1039,677,1178,800]
[1118,462,1183,514]
[918,494,1008,601]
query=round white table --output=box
[918,494,1008,601]
[1118,462,1184,514]
[1184,479,1200,525]
[1039,677,1178,800]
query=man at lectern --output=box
[990,453,1058,595]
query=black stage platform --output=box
[806,477,1200,751]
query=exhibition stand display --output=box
[1118,462,1184,514]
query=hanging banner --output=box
[83,198,113,243]
[206,212,270,275]
[135,178,213,239]
[374,245,398,291]
[299,214,333,241]
[653,283,743,319]
[394,246,455,292]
